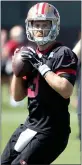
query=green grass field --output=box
[1,85,80,164]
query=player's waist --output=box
[24,118,71,135]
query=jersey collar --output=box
[36,42,63,55]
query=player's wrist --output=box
[38,64,51,77]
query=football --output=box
[12,46,33,77]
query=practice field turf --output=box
[1,85,80,164]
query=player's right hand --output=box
[21,47,51,77]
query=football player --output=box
[1,2,78,165]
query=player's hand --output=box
[21,47,51,77]
[21,47,42,68]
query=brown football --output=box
[12,46,33,77]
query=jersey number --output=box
[27,75,39,98]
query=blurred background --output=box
[1,1,81,164]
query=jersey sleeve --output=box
[52,46,78,86]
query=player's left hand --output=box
[21,47,51,77]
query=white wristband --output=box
[38,64,51,76]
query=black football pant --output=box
[1,124,69,165]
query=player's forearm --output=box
[10,75,27,101]
[44,71,73,99]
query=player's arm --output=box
[44,71,73,99]
[44,48,78,99]
[10,75,27,101]
[20,47,78,99]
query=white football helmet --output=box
[25,2,60,45]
